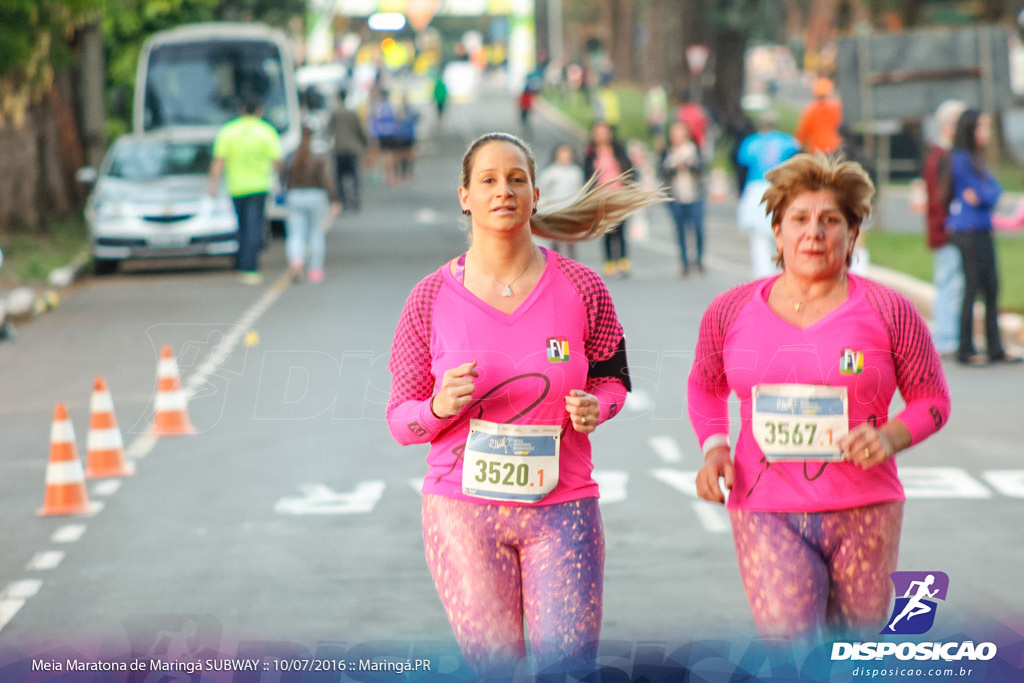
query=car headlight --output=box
[92,199,127,220]
[199,196,235,219]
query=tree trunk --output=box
[710,25,747,127]
[609,0,635,82]
[0,112,42,233]
[79,20,108,169]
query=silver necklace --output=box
[474,247,537,297]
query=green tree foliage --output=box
[0,0,102,126]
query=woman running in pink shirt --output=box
[688,154,951,642]
[387,132,664,676]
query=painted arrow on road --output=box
[274,481,386,515]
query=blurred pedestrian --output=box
[386,131,664,677]
[368,88,401,185]
[644,81,669,147]
[518,85,534,132]
[396,93,419,180]
[660,121,706,276]
[584,121,634,277]
[593,77,621,133]
[689,153,951,642]
[207,97,282,285]
[922,99,966,357]
[327,89,368,213]
[795,77,843,154]
[676,97,712,159]
[432,74,448,129]
[947,109,1023,365]
[735,110,800,278]
[283,124,341,283]
[537,143,585,259]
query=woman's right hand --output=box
[695,446,734,505]
[430,361,478,418]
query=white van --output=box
[133,22,301,226]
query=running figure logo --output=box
[884,571,949,635]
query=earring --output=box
[532,207,538,215]
[462,209,470,216]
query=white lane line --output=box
[648,436,683,463]
[126,432,157,459]
[51,524,87,543]
[91,480,122,496]
[26,551,65,571]
[0,579,44,632]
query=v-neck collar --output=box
[758,273,861,331]
[445,247,552,324]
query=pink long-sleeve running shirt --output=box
[688,274,951,512]
[387,248,629,505]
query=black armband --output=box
[588,337,632,392]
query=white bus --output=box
[133,22,301,225]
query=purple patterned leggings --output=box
[730,501,904,641]
[422,494,604,672]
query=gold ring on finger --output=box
[581,416,587,425]
[865,447,871,459]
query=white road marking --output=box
[26,551,65,571]
[901,467,993,499]
[651,468,730,533]
[0,579,44,632]
[648,436,683,463]
[593,470,628,504]
[624,389,653,413]
[981,470,1024,498]
[275,481,386,515]
[51,524,87,543]
[91,480,122,496]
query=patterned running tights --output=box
[730,501,904,641]
[422,494,604,674]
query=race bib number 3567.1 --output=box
[751,384,848,461]
[462,419,560,502]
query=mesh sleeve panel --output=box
[386,271,445,416]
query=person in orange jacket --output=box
[795,77,843,154]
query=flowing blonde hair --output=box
[460,132,668,242]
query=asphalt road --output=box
[0,79,1021,681]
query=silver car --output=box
[79,130,238,274]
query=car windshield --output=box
[143,40,290,132]
[106,140,213,180]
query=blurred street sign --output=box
[686,44,709,76]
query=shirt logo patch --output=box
[547,337,570,363]
[840,349,864,375]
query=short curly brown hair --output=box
[762,153,875,268]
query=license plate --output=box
[148,233,190,248]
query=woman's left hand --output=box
[565,389,599,434]
[838,424,896,469]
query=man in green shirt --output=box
[207,98,283,284]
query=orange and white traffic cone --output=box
[85,376,135,478]
[152,345,196,436]
[38,403,101,516]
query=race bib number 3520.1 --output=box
[462,419,560,502]
[751,384,848,461]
